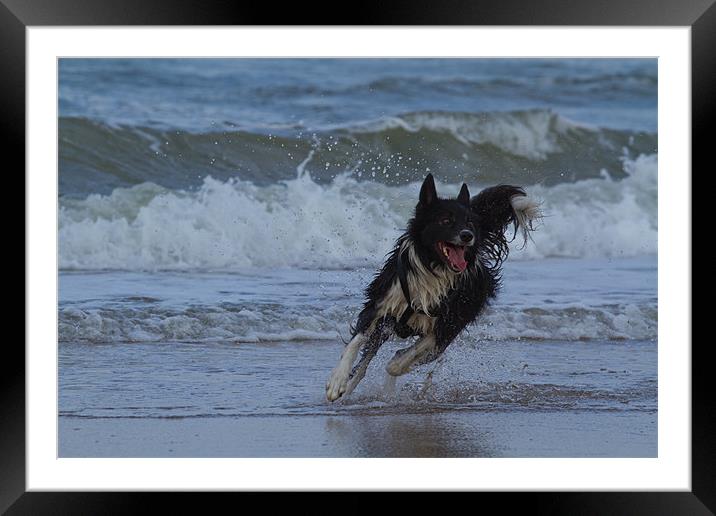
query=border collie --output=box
[326,173,541,402]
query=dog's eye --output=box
[440,217,452,225]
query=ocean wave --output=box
[509,153,657,260]
[59,109,657,198]
[345,109,592,160]
[59,174,406,270]
[59,153,657,270]
[58,303,345,343]
[58,299,656,344]
[255,72,657,100]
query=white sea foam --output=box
[58,254,657,344]
[59,174,406,270]
[508,153,657,260]
[58,300,656,343]
[59,154,657,270]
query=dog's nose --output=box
[459,230,474,243]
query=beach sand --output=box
[60,406,656,458]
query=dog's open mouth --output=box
[436,241,468,272]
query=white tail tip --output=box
[510,194,542,244]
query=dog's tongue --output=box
[447,245,467,272]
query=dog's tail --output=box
[508,191,542,246]
[470,185,542,269]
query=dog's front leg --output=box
[343,317,394,397]
[326,332,368,401]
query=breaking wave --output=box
[59,109,657,197]
[59,153,657,270]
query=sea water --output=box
[58,58,658,457]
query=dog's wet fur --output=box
[326,173,541,402]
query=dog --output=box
[326,173,541,402]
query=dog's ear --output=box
[419,173,437,206]
[457,183,470,207]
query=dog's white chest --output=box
[375,242,458,335]
[375,279,436,335]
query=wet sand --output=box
[60,408,655,458]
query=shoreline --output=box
[59,338,657,458]
[59,408,656,458]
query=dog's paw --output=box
[326,366,350,402]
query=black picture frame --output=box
[6,0,708,512]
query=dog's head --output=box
[408,173,476,273]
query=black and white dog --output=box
[326,173,540,402]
